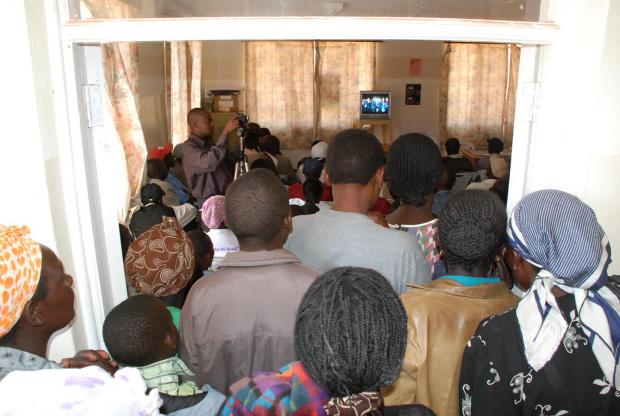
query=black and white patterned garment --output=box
[459,295,620,416]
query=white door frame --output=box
[52,5,557,348]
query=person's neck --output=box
[446,264,489,278]
[239,239,283,252]
[0,328,50,359]
[161,292,186,309]
[331,184,372,214]
[386,198,434,225]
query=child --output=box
[103,294,225,415]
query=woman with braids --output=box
[383,190,518,416]
[220,267,435,416]
[385,133,445,277]
[459,190,620,415]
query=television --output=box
[360,91,391,120]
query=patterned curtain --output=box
[246,42,315,149]
[439,43,520,146]
[168,41,202,146]
[316,42,376,140]
[82,0,147,222]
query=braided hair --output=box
[439,190,507,272]
[295,267,407,397]
[387,133,443,207]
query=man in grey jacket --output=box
[285,129,430,294]
[179,169,318,393]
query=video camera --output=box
[236,112,249,137]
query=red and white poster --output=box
[409,58,422,77]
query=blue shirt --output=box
[440,275,502,286]
[166,172,191,204]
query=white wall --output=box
[524,0,620,274]
[376,41,443,141]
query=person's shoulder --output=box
[475,307,517,338]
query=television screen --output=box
[360,91,391,120]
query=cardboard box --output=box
[213,95,239,113]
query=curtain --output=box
[168,41,202,146]
[439,43,520,145]
[82,0,147,222]
[246,42,315,149]
[316,42,375,140]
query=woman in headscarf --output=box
[459,190,620,415]
[0,225,116,381]
[220,267,435,416]
[200,195,239,270]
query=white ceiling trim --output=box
[62,16,559,44]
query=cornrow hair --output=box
[386,133,443,207]
[439,189,507,272]
[103,295,173,367]
[294,267,407,397]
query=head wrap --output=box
[125,217,195,297]
[508,190,620,388]
[201,195,226,229]
[311,141,328,160]
[0,225,42,337]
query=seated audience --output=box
[244,132,268,167]
[383,190,518,416]
[288,158,333,202]
[221,267,434,416]
[186,229,214,279]
[459,190,620,415]
[261,135,296,183]
[129,184,175,238]
[295,156,310,183]
[290,178,323,217]
[200,195,240,270]
[258,127,271,138]
[0,366,162,415]
[124,217,197,329]
[103,295,225,415]
[0,225,116,381]
[285,129,430,294]
[443,138,474,173]
[147,158,181,207]
[310,140,328,161]
[250,157,278,175]
[180,169,319,393]
[386,133,444,277]
[477,137,509,179]
[432,164,455,217]
[164,144,193,205]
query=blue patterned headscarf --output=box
[508,190,620,389]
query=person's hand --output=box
[221,117,240,137]
[61,349,118,374]
[367,211,388,228]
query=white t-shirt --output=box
[206,229,240,270]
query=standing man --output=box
[182,108,239,206]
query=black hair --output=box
[186,230,213,265]
[437,163,456,191]
[244,132,260,151]
[303,178,323,208]
[103,294,174,367]
[187,107,208,124]
[261,135,281,156]
[146,159,168,180]
[250,158,278,175]
[488,137,504,154]
[444,138,461,155]
[387,133,443,207]
[258,127,271,137]
[439,190,507,272]
[225,169,289,244]
[163,153,175,170]
[295,267,407,397]
[140,183,164,205]
[326,129,384,185]
[311,139,322,148]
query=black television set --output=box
[360,91,391,120]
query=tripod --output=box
[234,134,249,180]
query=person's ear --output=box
[375,165,385,186]
[164,328,179,354]
[324,168,331,186]
[22,300,46,327]
[283,210,293,234]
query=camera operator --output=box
[182,108,239,207]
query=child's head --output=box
[186,230,214,278]
[225,169,290,249]
[140,183,165,205]
[387,133,443,207]
[146,159,168,181]
[444,137,461,155]
[103,294,178,367]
